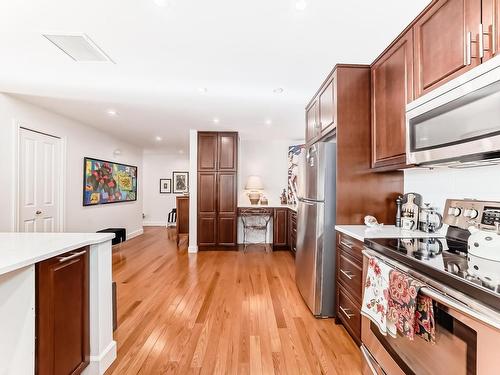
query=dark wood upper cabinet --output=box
[371,30,414,169]
[217,133,238,171]
[273,208,288,248]
[414,0,482,97]
[305,100,320,144]
[198,133,218,171]
[319,75,337,134]
[36,248,89,375]
[481,0,500,61]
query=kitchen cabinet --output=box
[197,132,238,248]
[319,76,337,134]
[371,30,414,169]
[414,0,482,97]
[481,0,500,61]
[305,100,320,144]
[176,196,189,246]
[273,208,289,248]
[36,247,89,375]
[335,232,363,346]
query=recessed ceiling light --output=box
[295,0,307,11]
[43,33,114,63]
[198,87,208,93]
[213,117,220,124]
[155,136,163,141]
[106,109,117,116]
[265,119,272,126]
[273,87,284,94]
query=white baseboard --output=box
[127,228,144,240]
[83,340,117,375]
[142,221,167,227]
[188,245,198,253]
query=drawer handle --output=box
[340,306,355,319]
[340,240,353,249]
[58,250,86,263]
[340,269,355,280]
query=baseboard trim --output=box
[188,245,198,253]
[127,228,144,240]
[83,340,116,375]
[143,221,168,227]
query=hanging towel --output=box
[361,256,397,337]
[387,270,435,343]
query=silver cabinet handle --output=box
[340,240,353,249]
[58,250,86,263]
[493,23,497,55]
[340,306,355,319]
[479,24,485,58]
[340,269,355,280]
[35,210,42,215]
[466,31,472,65]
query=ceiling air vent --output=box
[43,33,114,63]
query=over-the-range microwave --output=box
[406,56,500,167]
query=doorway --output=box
[18,127,63,232]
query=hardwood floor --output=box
[105,227,362,375]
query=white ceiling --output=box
[0,0,431,152]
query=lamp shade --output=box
[245,175,264,190]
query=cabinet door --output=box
[305,100,319,143]
[198,132,218,171]
[37,248,89,375]
[217,172,237,245]
[198,172,217,246]
[273,208,288,247]
[217,133,238,171]
[319,76,337,135]
[414,0,482,98]
[372,30,414,169]
[481,0,500,61]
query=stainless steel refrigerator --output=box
[296,141,336,317]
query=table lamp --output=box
[245,175,264,205]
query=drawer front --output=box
[337,232,363,261]
[338,284,361,343]
[338,251,362,302]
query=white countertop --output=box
[0,232,114,276]
[238,204,297,212]
[335,225,446,242]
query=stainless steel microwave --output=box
[406,56,500,167]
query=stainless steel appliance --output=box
[406,57,500,167]
[296,141,336,317]
[361,199,500,375]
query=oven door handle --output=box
[362,248,500,331]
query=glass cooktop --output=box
[364,237,500,311]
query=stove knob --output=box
[464,209,479,219]
[449,207,462,217]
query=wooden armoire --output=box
[197,132,238,248]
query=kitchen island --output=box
[0,232,116,375]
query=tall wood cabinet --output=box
[36,248,89,375]
[197,132,238,248]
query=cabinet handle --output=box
[340,240,353,249]
[58,250,86,263]
[479,24,485,58]
[466,31,472,65]
[340,269,355,280]
[340,306,355,319]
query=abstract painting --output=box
[160,178,172,194]
[287,144,305,205]
[83,157,137,206]
[172,171,189,194]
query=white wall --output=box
[0,94,144,238]
[188,129,198,252]
[142,151,189,226]
[404,165,500,212]
[238,139,292,206]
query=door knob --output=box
[35,210,42,215]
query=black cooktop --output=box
[364,236,500,311]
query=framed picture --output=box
[83,157,138,206]
[159,178,172,194]
[172,171,189,194]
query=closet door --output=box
[217,172,237,246]
[198,172,217,246]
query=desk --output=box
[237,205,297,251]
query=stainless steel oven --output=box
[361,249,500,375]
[406,56,500,167]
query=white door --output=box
[19,128,61,232]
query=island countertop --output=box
[335,225,446,242]
[0,232,114,276]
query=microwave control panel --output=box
[444,199,500,230]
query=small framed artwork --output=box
[159,178,172,194]
[172,171,189,194]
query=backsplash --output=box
[404,165,500,212]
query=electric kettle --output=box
[418,203,443,233]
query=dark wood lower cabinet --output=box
[273,208,289,248]
[36,247,89,375]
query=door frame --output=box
[12,121,67,232]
